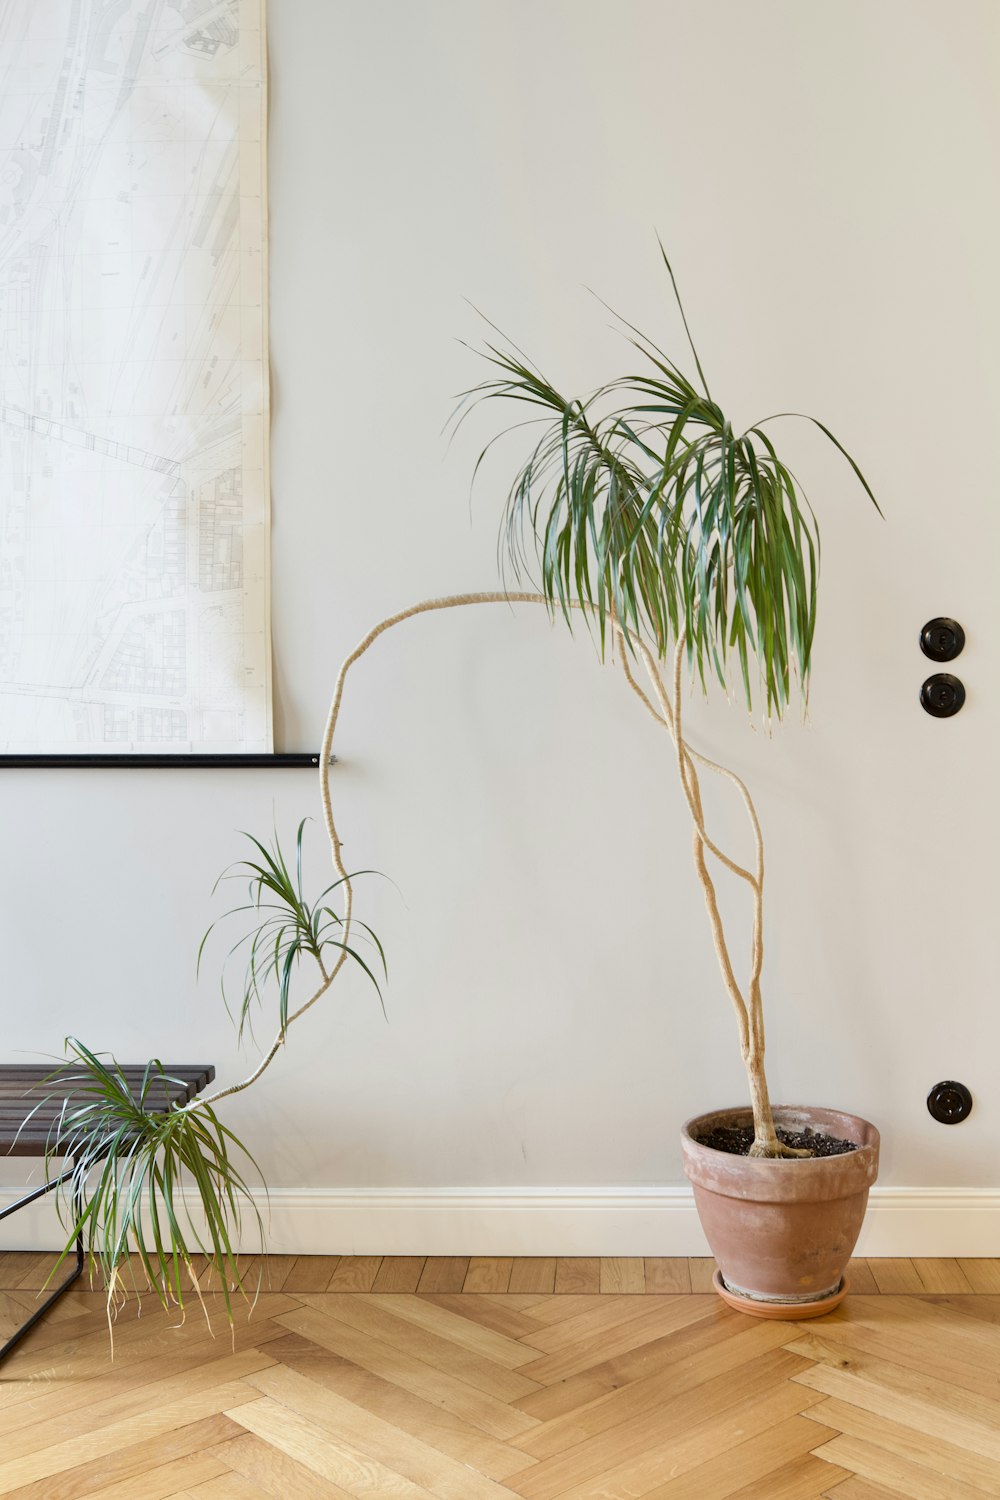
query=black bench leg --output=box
[0,1161,85,1365]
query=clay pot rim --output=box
[682,1104,880,1162]
[681,1104,880,1202]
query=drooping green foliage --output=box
[42,1041,262,1326]
[43,824,385,1325]
[461,248,880,717]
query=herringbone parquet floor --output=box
[2,1253,999,1498]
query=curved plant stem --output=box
[193,594,547,1111]
[195,591,804,1157]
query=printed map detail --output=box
[0,0,270,752]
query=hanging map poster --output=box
[0,0,270,752]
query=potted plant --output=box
[43,249,880,1324]
[439,247,883,1316]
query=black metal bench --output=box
[0,1063,215,1362]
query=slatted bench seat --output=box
[0,1063,215,1362]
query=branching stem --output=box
[618,629,807,1157]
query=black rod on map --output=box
[0,754,332,769]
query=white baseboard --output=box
[3,1182,999,1257]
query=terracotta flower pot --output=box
[681,1104,880,1317]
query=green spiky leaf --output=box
[460,255,880,718]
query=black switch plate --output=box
[920,617,965,662]
[920,673,965,718]
[927,1081,973,1124]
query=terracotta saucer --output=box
[712,1269,848,1320]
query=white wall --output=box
[4,0,1000,1252]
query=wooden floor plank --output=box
[176,1471,273,1499]
[0,1253,54,1291]
[689,1257,717,1292]
[267,1334,537,1481]
[17,1252,81,1293]
[867,1259,923,1294]
[846,1259,879,1295]
[958,1259,1000,1294]
[0,1413,245,1500]
[283,1257,338,1294]
[0,1294,299,1387]
[326,1257,383,1293]
[0,1290,46,1337]
[640,1415,842,1499]
[805,1395,1000,1493]
[244,1361,517,1499]
[415,1257,469,1294]
[257,1257,297,1295]
[1,1294,89,1337]
[823,1477,912,1499]
[644,1257,692,1294]
[812,1432,974,1500]
[911,1257,974,1294]
[226,1397,440,1499]
[371,1258,426,1294]
[508,1347,814,1487]
[553,1258,600,1294]
[518,1293,681,1356]
[543,1388,828,1500]
[787,1329,1000,1461]
[210,1432,356,1499]
[599,1256,645,1293]
[929,1292,1000,1330]
[51,1452,230,1500]
[484,1294,547,1311]
[514,1339,800,1463]
[300,1293,542,1401]
[515,1296,738,1387]
[0,1379,261,1495]
[197,1258,258,1297]
[726,1453,852,1499]
[462,1258,513,1294]
[365,1292,546,1366]
[512,1294,604,1328]
[423,1292,545,1341]
[792,1293,1000,1404]
[272,1301,540,1440]
[511,1301,756,1422]
[0,1349,274,1460]
[0,1305,293,1419]
[508,1259,556,1295]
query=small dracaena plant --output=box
[41,821,384,1328]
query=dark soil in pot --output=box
[696,1123,858,1158]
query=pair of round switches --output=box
[919,617,965,717]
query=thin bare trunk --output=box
[616,625,806,1158]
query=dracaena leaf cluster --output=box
[460,248,879,718]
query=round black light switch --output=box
[927,1080,973,1125]
[920,617,965,662]
[920,673,965,718]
